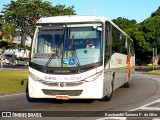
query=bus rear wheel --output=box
[123,82,130,88]
[123,73,130,88]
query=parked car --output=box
[3,58,10,64]
[11,57,29,66]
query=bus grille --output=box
[41,81,83,87]
[42,89,82,96]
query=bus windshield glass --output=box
[31,23,103,68]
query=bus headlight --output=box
[29,72,41,81]
[84,71,102,82]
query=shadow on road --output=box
[25,93,95,104]
[25,89,95,104]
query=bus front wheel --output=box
[101,93,112,101]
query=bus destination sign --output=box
[41,25,63,30]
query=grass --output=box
[145,70,160,76]
[0,69,28,95]
[136,65,160,76]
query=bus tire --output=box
[26,82,34,102]
[123,82,130,88]
[101,92,112,101]
[26,90,36,102]
[124,73,130,88]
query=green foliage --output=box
[53,4,76,16]
[1,0,76,46]
[145,70,160,76]
[113,7,160,64]
[141,16,160,50]
[112,17,137,32]
[151,6,160,17]
[112,25,127,54]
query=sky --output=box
[0,0,160,23]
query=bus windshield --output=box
[31,23,103,69]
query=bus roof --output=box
[36,15,130,39]
[36,15,108,24]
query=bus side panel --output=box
[105,53,129,90]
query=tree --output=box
[1,0,76,46]
[141,16,160,50]
[112,17,137,32]
[112,15,160,65]
[0,22,17,68]
[128,24,152,64]
[151,6,160,17]
[0,12,19,68]
[112,17,152,64]
[112,17,138,52]
[140,16,160,64]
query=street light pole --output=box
[153,48,154,70]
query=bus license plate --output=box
[56,96,69,100]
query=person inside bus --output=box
[86,40,95,49]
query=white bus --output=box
[28,16,135,101]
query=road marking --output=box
[0,93,25,98]
[97,75,160,120]
[97,117,126,120]
[130,99,160,111]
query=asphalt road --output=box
[0,73,160,120]
[2,64,28,69]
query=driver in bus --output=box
[86,40,95,48]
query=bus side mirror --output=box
[107,31,112,46]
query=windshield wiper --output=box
[43,50,58,72]
[70,35,82,73]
